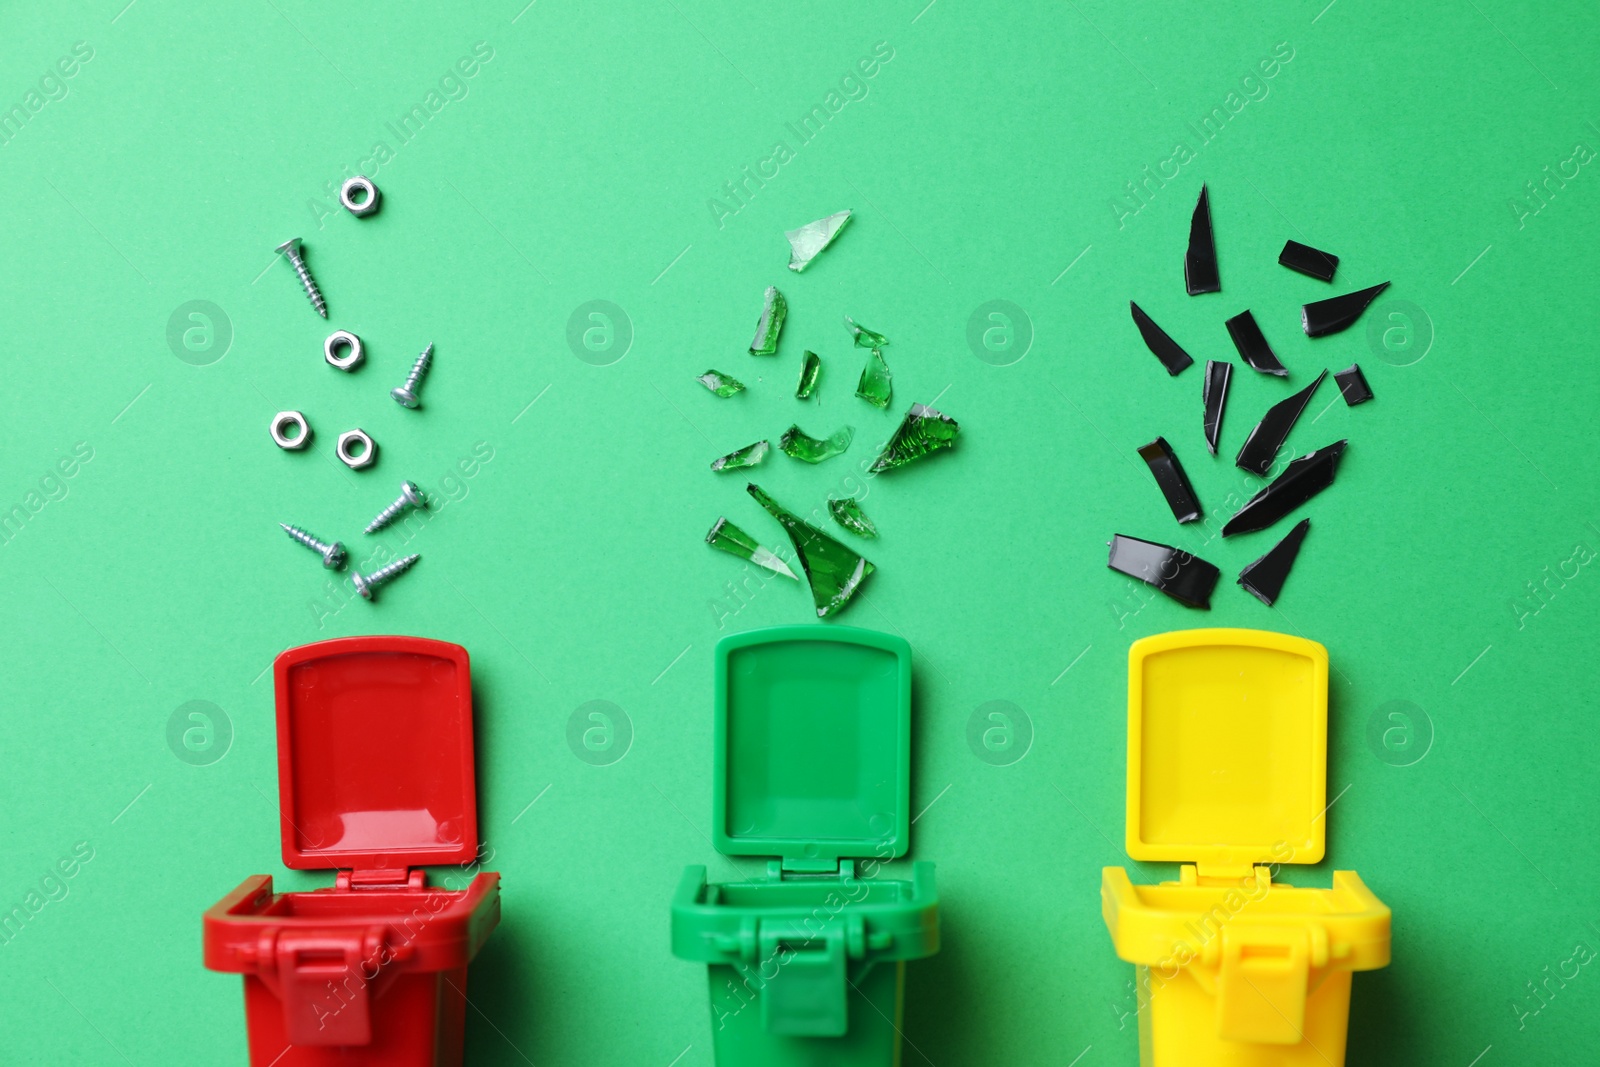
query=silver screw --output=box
[366,481,429,533]
[391,342,434,409]
[281,523,347,569]
[352,553,420,600]
[275,237,328,319]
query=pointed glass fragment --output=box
[1335,363,1374,406]
[710,439,770,472]
[869,404,959,473]
[1107,534,1219,609]
[844,315,889,348]
[1184,184,1220,295]
[748,483,874,617]
[1302,281,1390,338]
[1130,301,1194,376]
[696,369,745,397]
[796,350,821,399]
[1222,440,1346,536]
[1224,310,1288,376]
[1203,360,1232,455]
[1237,518,1310,605]
[1137,437,1203,524]
[785,210,852,272]
[855,349,892,408]
[705,517,797,580]
[828,496,878,538]
[1235,370,1328,476]
[779,424,853,463]
[1279,240,1339,282]
[749,286,787,355]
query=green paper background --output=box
[2,0,1596,1063]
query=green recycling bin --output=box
[672,625,940,1067]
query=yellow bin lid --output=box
[1126,628,1327,872]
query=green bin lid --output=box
[713,626,912,865]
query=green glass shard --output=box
[785,210,852,272]
[705,516,797,580]
[696,369,745,397]
[749,285,787,355]
[828,497,878,538]
[855,348,892,409]
[843,315,889,348]
[710,439,770,472]
[869,404,960,473]
[779,424,853,464]
[748,483,874,617]
[796,350,821,399]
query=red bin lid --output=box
[273,636,480,872]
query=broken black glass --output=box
[1137,437,1203,524]
[1237,518,1310,606]
[1334,363,1374,406]
[1302,281,1390,338]
[1203,360,1231,455]
[1235,369,1327,476]
[1107,534,1219,609]
[1279,240,1339,282]
[1130,301,1195,376]
[1222,440,1346,536]
[1184,184,1220,295]
[1224,310,1288,376]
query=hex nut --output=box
[341,176,381,218]
[336,428,377,470]
[271,411,311,451]
[324,330,364,371]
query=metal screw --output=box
[391,342,434,409]
[352,553,420,601]
[366,481,429,533]
[281,523,346,569]
[275,237,328,318]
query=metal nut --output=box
[341,176,380,217]
[270,410,311,451]
[336,428,377,470]
[324,330,364,371]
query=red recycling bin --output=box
[204,636,501,1067]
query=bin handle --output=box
[271,926,390,1047]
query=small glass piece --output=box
[1107,534,1219,609]
[1302,281,1390,338]
[1203,360,1232,455]
[710,439,770,472]
[1279,240,1339,282]
[749,286,787,355]
[869,404,959,473]
[1335,363,1374,406]
[1237,518,1310,606]
[785,210,852,272]
[1224,310,1288,376]
[696,370,745,397]
[779,424,853,464]
[705,516,798,580]
[1130,301,1195,376]
[855,349,892,409]
[844,315,889,348]
[1222,440,1347,536]
[796,350,821,399]
[828,497,878,538]
[748,483,874,617]
[1184,184,1220,295]
[1137,436,1203,524]
[1235,370,1327,476]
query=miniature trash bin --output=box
[672,625,940,1067]
[1101,629,1390,1067]
[204,636,501,1067]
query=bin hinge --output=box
[776,858,855,879]
[337,867,427,891]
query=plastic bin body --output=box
[1101,629,1390,1067]
[204,636,501,1067]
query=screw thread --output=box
[284,248,328,317]
[366,553,420,588]
[281,523,329,554]
[366,498,406,534]
[404,344,434,391]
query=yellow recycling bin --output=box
[1101,629,1390,1067]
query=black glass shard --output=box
[1224,310,1288,376]
[1137,437,1203,523]
[1302,281,1390,338]
[1130,301,1195,376]
[1237,518,1310,606]
[1107,534,1219,609]
[1203,360,1231,455]
[1235,370,1328,476]
[1334,363,1374,406]
[1222,440,1347,536]
[1279,240,1339,282]
[1184,185,1220,295]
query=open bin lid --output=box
[273,636,480,873]
[1125,628,1327,870]
[713,626,912,867]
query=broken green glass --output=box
[710,439,769,472]
[779,424,853,464]
[749,285,787,355]
[696,370,745,397]
[844,315,889,348]
[705,516,797,580]
[869,404,960,473]
[785,210,852,272]
[828,497,878,538]
[796,350,821,399]
[855,349,892,409]
[748,483,874,617]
